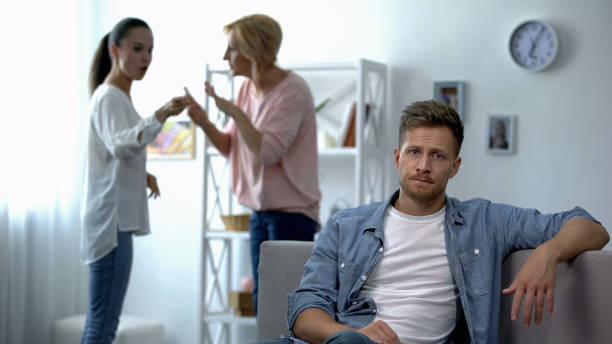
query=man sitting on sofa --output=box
[255,100,609,344]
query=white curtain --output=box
[0,1,91,343]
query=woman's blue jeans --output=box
[249,211,317,314]
[81,231,133,344]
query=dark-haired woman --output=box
[80,17,187,343]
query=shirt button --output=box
[361,275,367,281]
[372,309,377,314]
[340,263,345,269]
[474,249,480,255]
[352,301,357,305]
[379,247,383,253]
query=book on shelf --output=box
[338,101,370,147]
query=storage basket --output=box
[221,213,251,232]
[228,290,255,316]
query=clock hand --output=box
[529,42,537,58]
[529,26,545,58]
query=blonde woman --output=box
[186,14,321,314]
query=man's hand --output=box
[503,217,609,328]
[358,320,401,344]
[502,243,558,327]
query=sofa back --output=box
[257,240,315,340]
[257,240,612,343]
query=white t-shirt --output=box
[359,205,458,344]
[80,84,162,265]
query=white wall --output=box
[90,1,612,343]
[382,1,612,235]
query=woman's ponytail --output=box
[88,33,111,96]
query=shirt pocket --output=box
[337,256,363,309]
[459,248,489,296]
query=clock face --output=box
[509,20,558,71]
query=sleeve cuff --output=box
[570,206,601,225]
[140,114,163,145]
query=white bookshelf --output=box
[199,59,387,343]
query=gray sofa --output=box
[257,240,612,343]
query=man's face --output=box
[394,126,461,208]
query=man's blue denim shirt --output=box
[287,190,599,343]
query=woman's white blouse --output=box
[81,84,162,265]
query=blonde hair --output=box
[224,14,282,80]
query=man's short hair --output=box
[399,100,464,157]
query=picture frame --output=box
[434,81,465,121]
[487,114,516,155]
[147,119,196,160]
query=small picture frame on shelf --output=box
[487,114,516,155]
[147,119,195,160]
[434,81,465,121]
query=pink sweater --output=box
[224,72,321,223]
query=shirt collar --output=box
[445,196,465,225]
[361,190,400,237]
[361,190,465,236]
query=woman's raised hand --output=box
[155,95,189,123]
[204,81,236,117]
[204,81,218,99]
[184,87,211,128]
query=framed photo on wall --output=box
[434,81,465,121]
[487,114,516,155]
[147,119,195,160]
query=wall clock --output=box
[509,20,559,71]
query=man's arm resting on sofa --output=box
[502,217,609,327]
[293,308,401,344]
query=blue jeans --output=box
[250,211,317,314]
[250,330,376,344]
[323,330,377,344]
[81,231,133,344]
